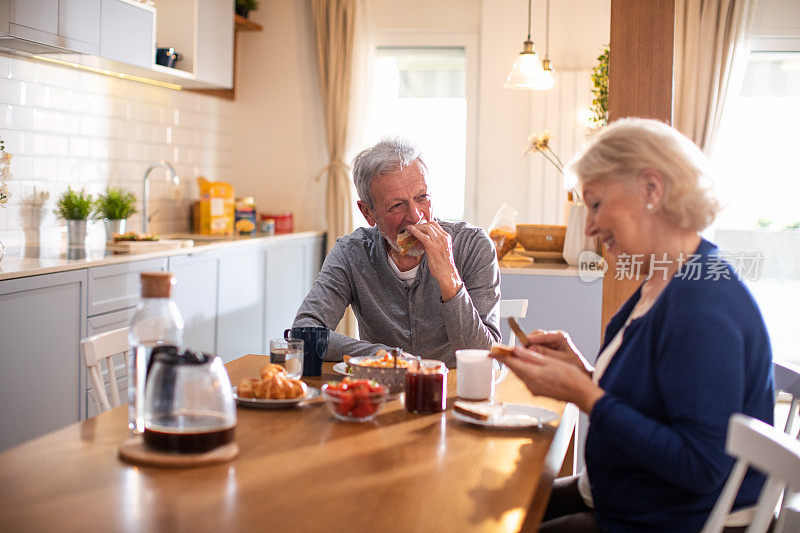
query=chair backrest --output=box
[774,361,800,436]
[80,328,130,413]
[499,299,528,347]
[702,414,800,533]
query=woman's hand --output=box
[491,346,605,415]
[525,329,593,377]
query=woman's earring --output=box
[646,203,654,211]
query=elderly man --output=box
[292,138,500,366]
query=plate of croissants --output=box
[234,363,320,408]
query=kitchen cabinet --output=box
[216,246,265,362]
[155,0,234,89]
[169,250,222,355]
[83,257,165,419]
[99,0,154,69]
[0,233,325,451]
[0,270,87,452]
[264,242,310,342]
[5,0,100,54]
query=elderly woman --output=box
[492,119,774,532]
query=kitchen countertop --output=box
[499,257,605,279]
[0,231,325,281]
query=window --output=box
[710,51,800,365]
[362,38,476,222]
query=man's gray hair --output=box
[352,138,428,207]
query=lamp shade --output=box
[503,49,551,90]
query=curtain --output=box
[673,0,758,154]
[312,0,363,337]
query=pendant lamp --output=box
[503,0,553,91]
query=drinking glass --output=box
[269,338,304,378]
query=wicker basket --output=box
[516,224,567,252]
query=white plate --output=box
[451,403,558,428]
[233,386,320,409]
[333,362,351,375]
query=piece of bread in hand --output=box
[490,344,515,358]
[396,229,418,255]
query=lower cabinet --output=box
[0,233,326,451]
[216,246,266,363]
[169,250,222,355]
[0,270,87,452]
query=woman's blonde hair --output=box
[569,118,720,232]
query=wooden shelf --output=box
[235,14,262,32]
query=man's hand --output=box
[406,221,462,302]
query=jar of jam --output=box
[405,360,448,414]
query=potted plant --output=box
[55,187,94,246]
[94,187,137,240]
[235,0,258,18]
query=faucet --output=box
[141,160,180,234]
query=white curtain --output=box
[312,0,371,338]
[673,0,758,154]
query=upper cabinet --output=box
[99,0,153,69]
[155,0,234,88]
[0,0,236,90]
[3,0,100,54]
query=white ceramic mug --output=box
[455,349,508,401]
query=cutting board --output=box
[106,239,194,253]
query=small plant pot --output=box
[104,219,126,240]
[235,6,249,17]
[67,219,88,246]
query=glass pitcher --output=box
[143,346,236,453]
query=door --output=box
[217,245,265,362]
[168,251,220,354]
[264,242,307,342]
[0,270,87,452]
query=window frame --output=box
[372,30,480,223]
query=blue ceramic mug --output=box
[284,326,329,376]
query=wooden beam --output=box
[601,0,675,333]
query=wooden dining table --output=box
[0,356,577,532]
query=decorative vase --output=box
[104,219,126,241]
[562,202,596,266]
[67,219,88,246]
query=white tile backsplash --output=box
[0,54,234,248]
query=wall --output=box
[0,54,234,249]
[232,0,328,234]
[477,0,609,228]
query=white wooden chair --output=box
[772,361,800,531]
[80,328,130,414]
[774,361,800,438]
[499,299,528,347]
[702,414,800,533]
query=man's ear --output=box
[357,200,376,226]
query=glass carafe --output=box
[143,347,236,453]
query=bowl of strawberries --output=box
[321,378,388,422]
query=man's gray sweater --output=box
[293,221,501,367]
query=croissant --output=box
[242,372,307,400]
[237,377,260,398]
[260,363,287,380]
